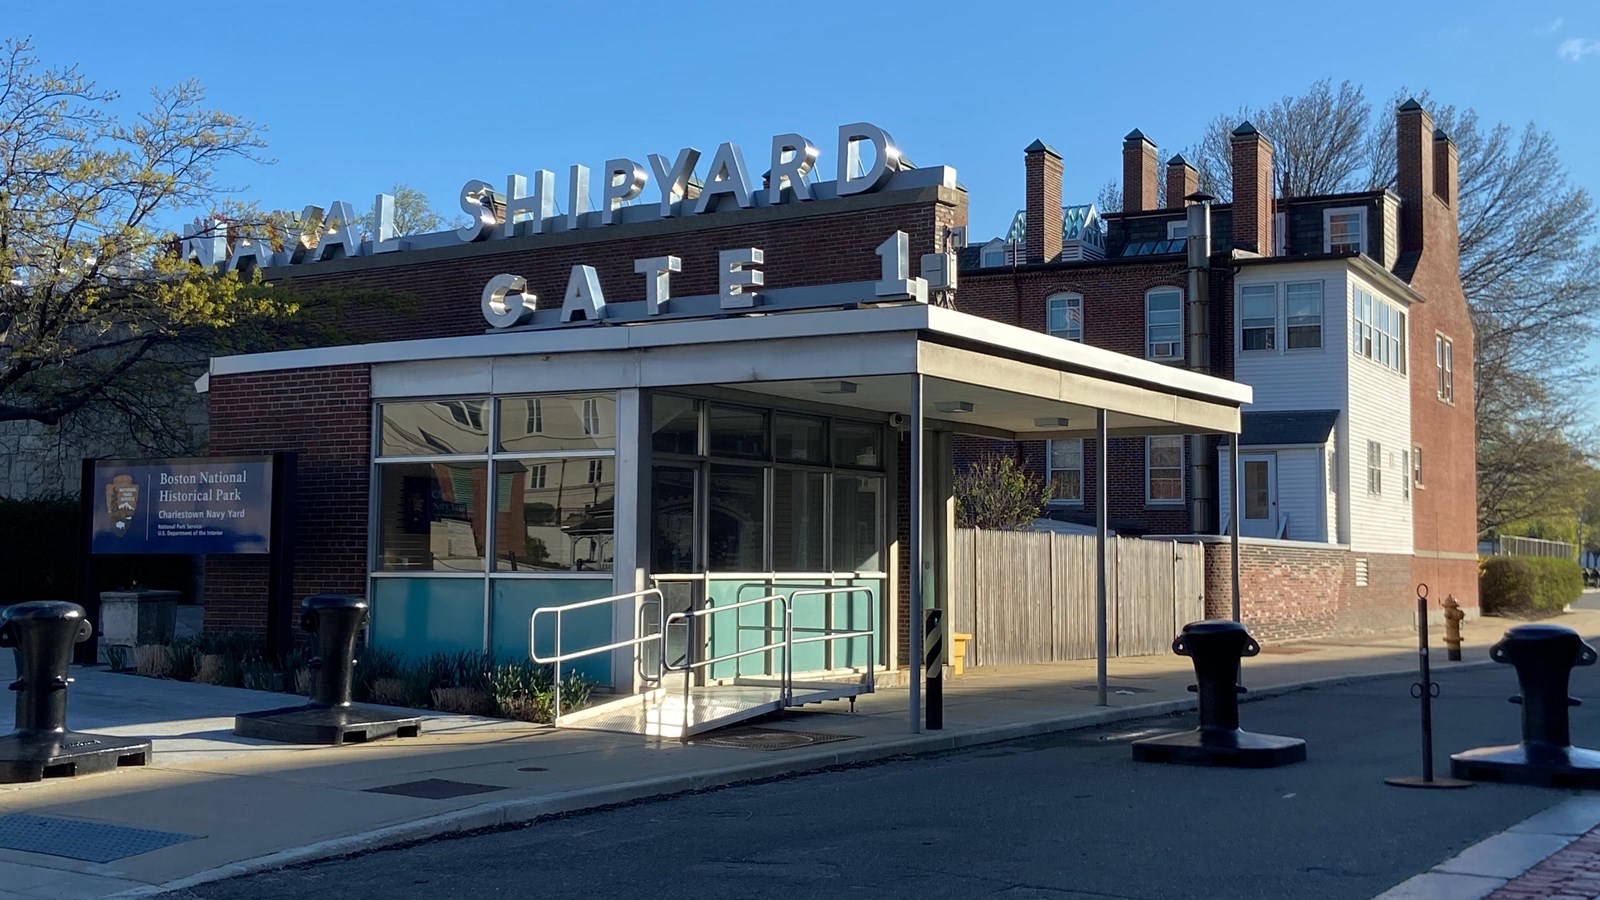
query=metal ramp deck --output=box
[533,586,876,741]
[554,677,867,739]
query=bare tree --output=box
[1189,79,1372,201]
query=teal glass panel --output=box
[706,579,778,680]
[774,581,834,675]
[370,578,485,661]
[492,578,615,685]
[841,579,884,668]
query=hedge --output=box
[1480,556,1585,618]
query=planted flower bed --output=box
[106,633,593,724]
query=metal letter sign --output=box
[482,274,535,328]
[719,248,763,309]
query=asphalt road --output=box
[188,663,1600,900]
[1571,588,1600,610]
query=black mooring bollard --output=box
[234,595,422,745]
[1132,620,1306,768]
[0,601,151,782]
[1386,585,1472,789]
[1451,624,1600,788]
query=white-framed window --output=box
[982,249,1004,267]
[1047,292,1083,342]
[1047,439,1084,504]
[442,399,485,430]
[525,399,543,435]
[587,458,604,484]
[1146,435,1184,504]
[1367,440,1383,495]
[1167,220,1189,240]
[1286,282,1323,349]
[582,398,601,435]
[528,464,548,490]
[1239,284,1277,351]
[1145,288,1184,362]
[1435,334,1454,403]
[1325,207,1367,254]
[1351,286,1405,373]
[1413,445,1424,488]
[1401,450,1410,500]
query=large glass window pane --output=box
[375,461,488,572]
[380,400,489,456]
[833,421,882,469]
[1240,285,1276,351]
[498,393,615,453]
[773,470,826,569]
[1286,282,1323,349]
[651,466,696,572]
[708,465,765,570]
[832,474,884,572]
[708,405,769,459]
[495,458,614,572]
[774,414,827,464]
[652,395,700,456]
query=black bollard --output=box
[0,601,151,782]
[234,595,422,745]
[1451,624,1600,788]
[1132,620,1306,768]
[1386,585,1472,789]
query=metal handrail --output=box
[663,594,792,735]
[530,588,665,725]
[786,588,876,695]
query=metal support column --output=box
[1231,440,1243,622]
[1096,409,1109,707]
[908,375,924,734]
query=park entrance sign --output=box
[90,456,274,555]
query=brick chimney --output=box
[1166,154,1198,209]
[1433,128,1458,210]
[1396,99,1434,255]
[1024,139,1063,263]
[1122,130,1159,212]
[1230,122,1274,255]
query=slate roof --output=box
[1222,409,1341,447]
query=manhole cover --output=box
[689,727,857,751]
[363,778,505,800]
[1071,684,1154,694]
[0,814,196,862]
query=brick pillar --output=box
[1024,139,1063,263]
[1122,130,1159,212]
[1166,154,1198,209]
[1396,99,1434,255]
[1230,122,1274,255]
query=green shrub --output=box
[1481,556,1585,617]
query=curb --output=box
[110,657,1503,897]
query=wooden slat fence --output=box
[950,529,1204,668]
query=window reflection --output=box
[379,400,490,456]
[376,462,487,571]
[495,458,614,572]
[498,393,615,453]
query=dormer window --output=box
[982,249,1004,267]
[1166,220,1189,240]
[1324,207,1367,255]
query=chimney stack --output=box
[1230,122,1274,255]
[1166,155,1198,210]
[1395,99,1434,255]
[1122,130,1159,212]
[1433,128,1458,210]
[1024,139,1063,263]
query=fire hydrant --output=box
[1441,595,1465,662]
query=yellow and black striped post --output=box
[925,608,945,730]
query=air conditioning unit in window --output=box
[1153,342,1181,359]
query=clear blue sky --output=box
[10,0,1600,419]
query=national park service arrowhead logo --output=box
[105,474,138,537]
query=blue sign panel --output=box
[91,457,274,555]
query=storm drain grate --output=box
[363,778,506,800]
[0,814,196,862]
[689,727,857,752]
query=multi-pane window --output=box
[587,458,604,484]
[1351,286,1405,373]
[1286,282,1323,349]
[1240,285,1276,351]
[528,464,548,489]
[443,400,485,430]
[1047,439,1083,504]
[1367,440,1383,495]
[1401,450,1411,500]
[1326,208,1366,254]
[1167,220,1189,240]
[1436,335,1454,402]
[1146,436,1184,504]
[1413,445,1424,488]
[982,249,1004,267]
[525,399,542,435]
[1145,289,1184,361]
[1047,293,1083,342]
[582,398,601,436]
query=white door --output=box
[1241,453,1278,538]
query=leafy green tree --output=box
[366,182,445,238]
[955,455,1051,531]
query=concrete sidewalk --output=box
[0,610,1596,899]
